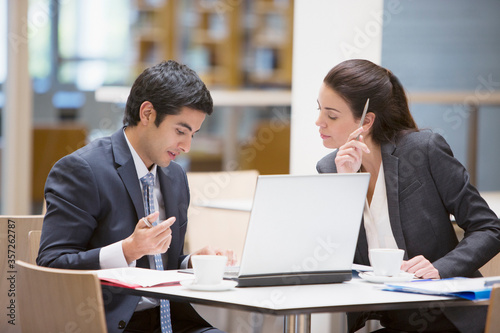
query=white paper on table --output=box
[352,263,373,272]
[96,267,192,288]
[194,199,253,212]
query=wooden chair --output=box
[27,230,42,265]
[185,169,259,259]
[485,284,500,333]
[480,253,500,277]
[32,124,87,205]
[238,120,290,175]
[453,220,500,277]
[0,216,44,333]
[16,260,107,333]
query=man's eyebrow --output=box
[177,122,193,132]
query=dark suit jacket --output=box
[316,131,500,333]
[38,128,209,333]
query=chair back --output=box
[186,170,258,259]
[480,253,500,277]
[454,219,500,277]
[16,260,107,333]
[0,216,44,333]
[486,284,500,333]
[27,230,42,265]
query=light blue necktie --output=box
[140,172,172,333]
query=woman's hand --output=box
[335,127,371,173]
[189,246,237,267]
[401,255,441,279]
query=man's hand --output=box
[401,255,441,279]
[122,212,176,264]
[188,246,237,268]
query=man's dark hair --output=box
[123,60,213,127]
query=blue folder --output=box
[383,277,492,301]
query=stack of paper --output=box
[384,277,491,301]
[95,267,192,288]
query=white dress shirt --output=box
[363,163,399,250]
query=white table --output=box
[104,275,486,333]
[193,199,253,212]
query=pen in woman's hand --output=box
[356,98,370,140]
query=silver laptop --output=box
[229,173,370,287]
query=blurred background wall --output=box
[1,0,499,215]
[382,0,500,191]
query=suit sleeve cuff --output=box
[180,254,191,269]
[99,241,136,268]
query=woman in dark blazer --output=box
[315,59,500,333]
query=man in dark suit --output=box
[38,60,233,333]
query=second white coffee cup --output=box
[368,248,405,277]
[191,255,228,285]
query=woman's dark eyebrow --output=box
[317,100,341,113]
[325,107,341,113]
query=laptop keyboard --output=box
[224,265,240,278]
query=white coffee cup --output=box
[368,248,405,277]
[191,255,227,285]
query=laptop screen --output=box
[238,173,369,277]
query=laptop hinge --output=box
[236,270,352,287]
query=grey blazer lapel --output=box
[111,129,145,220]
[381,142,408,258]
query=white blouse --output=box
[363,163,398,250]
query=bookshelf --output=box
[181,0,244,88]
[127,0,294,173]
[131,0,294,88]
[246,0,294,87]
[132,0,178,77]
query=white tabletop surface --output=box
[95,87,292,107]
[130,275,481,316]
[193,199,253,212]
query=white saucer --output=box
[359,271,415,284]
[180,279,237,291]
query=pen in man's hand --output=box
[142,215,176,228]
[142,217,153,228]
